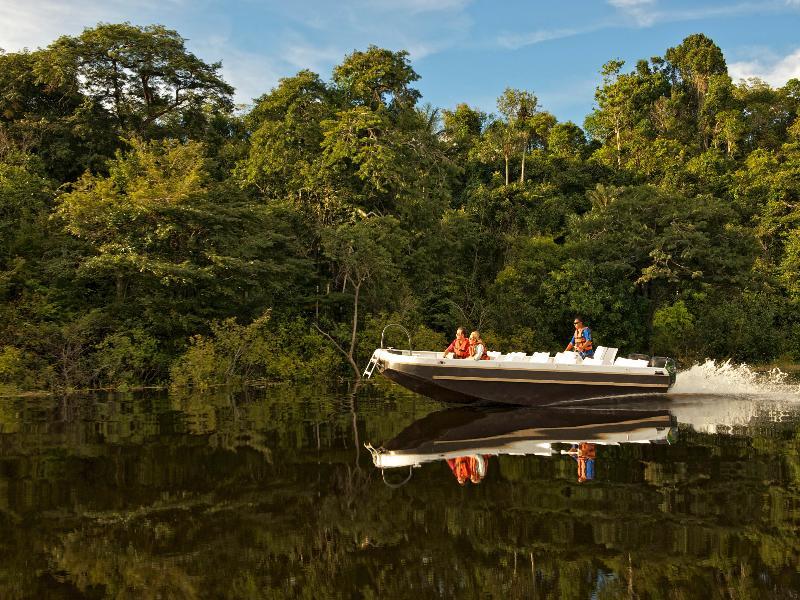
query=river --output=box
[1,362,800,598]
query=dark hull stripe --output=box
[381,362,671,406]
[432,375,667,388]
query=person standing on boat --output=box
[443,327,471,359]
[565,316,594,358]
[469,331,490,360]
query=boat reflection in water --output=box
[365,404,676,485]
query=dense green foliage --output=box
[1,26,799,391]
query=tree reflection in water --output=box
[0,388,799,598]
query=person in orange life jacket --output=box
[565,316,594,358]
[469,331,490,360]
[567,442,596,483]
[443,327,471,359]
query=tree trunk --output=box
[644,283,656,356]
[115,273,125,303]
[504,156,509,185]
[520,148,526,183]
[110,59,124,127]
[349,282,360,366]
[312,279,362,382]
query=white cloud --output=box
[729,48,800,86]
[280,35,344,74]
[607,0,657,26]
[499,1,796,51]
[497,20,617,50]
[0,0,184,51]
[497,27,581,50]
[364,0,472,14]
[192,35,282,105]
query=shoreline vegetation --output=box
[2,360,797,399]
[1,24,800,396]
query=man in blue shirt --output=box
[565,316,594,358]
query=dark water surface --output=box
[2,381,800,599]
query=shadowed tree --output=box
[317,217,406,380]
[45,23,234,137]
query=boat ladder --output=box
[363,350,380,379]
[363,323,413,379]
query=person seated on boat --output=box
[567,442,596,483]
[443,327,471,359]
[469,331,490,360]
[565,316,594,358]
[446,455,489,485]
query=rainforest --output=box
[1,24,799,394]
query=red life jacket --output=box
[453,337,470,358]
[473,340,490,360]
[574,327,593,352]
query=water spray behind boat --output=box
[671,360,800,399]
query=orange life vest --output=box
[574,327,593,352]
[453,337,470,358]
[473,340,490,360]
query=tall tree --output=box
[332,46,420,111]
[45,23,234,137]
[496,88,538,184]
[664,34,730,149]
[238,70,333,203]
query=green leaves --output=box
[48,23,234,134]
[332,46,420,110]
[4,27,800,390]
[239,70,332,199]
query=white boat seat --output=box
[505,352,527,362]
[614,357,648,367]
[581,357,603,365]
[487,351,502,360]
[603,347,618,365]
[529,352,551,363]
[554,351,581,364]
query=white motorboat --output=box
[364,326,675,406]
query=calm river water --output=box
[2,366,800,599]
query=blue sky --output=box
[1,0,799,125]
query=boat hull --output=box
[378,352,671,407]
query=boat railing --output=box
[380,323,412,354]
[364,323,413,378]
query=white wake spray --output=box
[666,361,800,432]
[671,360,800,398]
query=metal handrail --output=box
[381,466,414,488]
[380,323,412,356]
